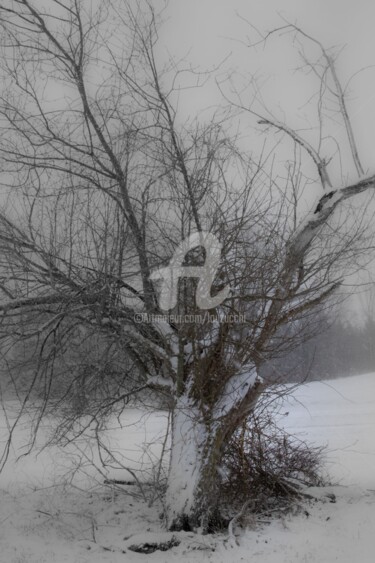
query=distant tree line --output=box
[263,307,375,382]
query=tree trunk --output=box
[165,397,224,531]
[164,375,263,531]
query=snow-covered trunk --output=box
[164,396,224,531]
[165,371,264,531]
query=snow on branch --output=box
[289,173,375,259]
[214,368,262,419]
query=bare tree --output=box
[0,1,374,531]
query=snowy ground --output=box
[0,373,375,562]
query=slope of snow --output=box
[0,372,374,562]
[281,372,375,488]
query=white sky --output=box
[161,0,375,67]
[157,0,375,314]
[157,0,375,173]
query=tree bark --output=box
[165,374,264,531]
[165,426,225,528]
